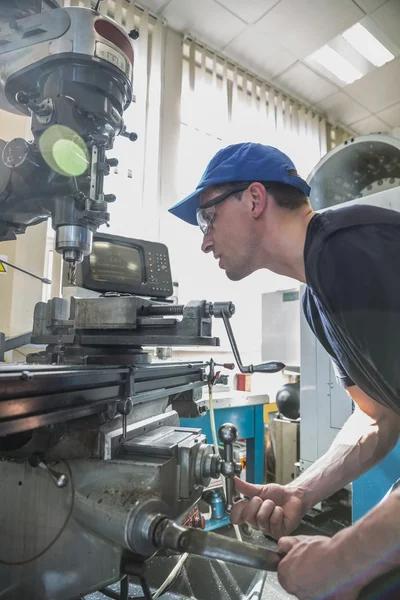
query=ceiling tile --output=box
[351,115,389,134]
[274,63,339,104]
[214,0,280,24]
[377,102,400,127]
[136,0,172,15]
[223,28,297,79]
[371,0,400,46]
[354,0,391,13]
[345,57,400,112]
[163,0,247,50]
[254,0,365,59]
[314,92,370,125]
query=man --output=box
[169,142,400,599]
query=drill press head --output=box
[0,5,135,276]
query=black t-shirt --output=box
[303,203,400,415]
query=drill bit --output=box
[68,261,77,285]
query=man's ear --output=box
[249,182,268,219]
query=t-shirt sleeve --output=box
[302,289,355,388]
[330,357,354,388]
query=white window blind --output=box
[178,39,341,199]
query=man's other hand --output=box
[278,535,361,599]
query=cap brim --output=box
[168,186,206,225]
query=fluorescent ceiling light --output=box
[342,23,394,67]
[311,46,363,84]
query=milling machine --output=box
[0,2,284,599]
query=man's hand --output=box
[230,478,306,539]
[277,535,362,600]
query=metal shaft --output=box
[145,305,184,316]
[220,310,247,371]
[0,258,51,284]
[225,472,234,512]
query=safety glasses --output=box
[196,183,272,235]
[196,184,250,235]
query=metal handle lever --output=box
[214,362,235,370]
[218,423,242,512]
[207,358,234,387]
[29,455,69,488]
[219,309,285,374]
[38,462,69,488]
[153,517,281,572]
[16,91,53,117]
[118,398,133,440]
[120,126,138,142]
[0,258,51,285]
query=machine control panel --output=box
[147,249,172,294]
[76,233,173,298]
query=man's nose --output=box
[201,234,213,254]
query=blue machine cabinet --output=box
[180,401,266,484]
[353,439,400,522]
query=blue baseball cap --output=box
[168,142,311,225]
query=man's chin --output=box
[225,268,245,282]
[224,263,254,281]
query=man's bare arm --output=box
[231,386,400,538]
[286,385,400,512]
[328,483,400,591]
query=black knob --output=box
[121,126,138,142]
[129,29,140,40]
[125,131,138,142]
[107,158,119,167]
[105,194,116,203]
[218,423,238,445]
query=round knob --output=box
[218,423,238,445]
[2,138,30,168]
[15,91,30,105]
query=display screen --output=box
[89,240,143,284]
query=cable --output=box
[153,553,189,599]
